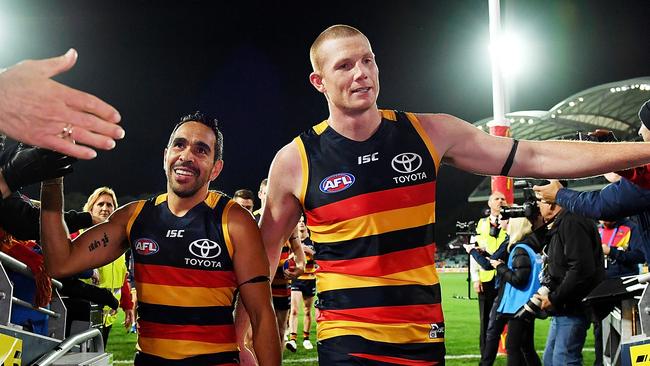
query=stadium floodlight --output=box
[488,31,527,81]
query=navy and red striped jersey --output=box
[295,110,445,363]
[127,191,239,365]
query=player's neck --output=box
[166,187,208,217]
[327,106,382,142]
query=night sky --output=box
[2,0,649,245]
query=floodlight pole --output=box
[488,0,514,205]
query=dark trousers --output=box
[506,318,541,366]
[593,320,603,366]
[478,279,498,356]
[480,299,507,366]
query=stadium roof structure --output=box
[468,77,650,202]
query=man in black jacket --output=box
[535,199,605,366]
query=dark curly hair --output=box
[167,111,223,161]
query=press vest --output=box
[475,217,507,282]
[497,244,543,314]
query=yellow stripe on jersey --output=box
[154,193,168,206]
[405,112,441,172]
[294,136,310,207]
[138,283,235,307]
[317,264,439,292]
[312,121,329,135]
[204,190,222,208]
[380,109,397,121]
[126,200,146,243]
[309,202,435,243]
[138,337,238,360]
[317,321,445,344]
[222,200,235,258]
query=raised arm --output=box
[420,113,650,178]
[260,142,305,274]
[228,203,281,366]
[40,179,133,278]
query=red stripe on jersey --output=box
[317,243,436,276]
[134,263,237,288]
[318,303,444,325]
[305,181,435,226]
[348,353,439,366]
[138,320,236,344]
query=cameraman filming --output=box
[534,184,605,366]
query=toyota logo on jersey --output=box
[189,239,222,259]
[391,152,422,174]
[319,173,356,193]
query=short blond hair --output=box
[507,217,533,250]
[310,24,368,72]
[83,187,118,213]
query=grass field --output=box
[106,273,596,365]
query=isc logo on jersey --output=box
[319,173,355,193]
[134,238,159,255]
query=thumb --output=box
[34,48,78,78]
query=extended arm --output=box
[229,204,280,366]
[40,179,132,278]
[420,113,650,178]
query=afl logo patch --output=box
[319,173,355,193]
[134,238,159,256]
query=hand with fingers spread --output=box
[0,49,124,159]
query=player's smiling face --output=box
[164,121,222,198]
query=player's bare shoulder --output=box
[414,113,478,156]
[268,140,303,198]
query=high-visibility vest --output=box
[475,217,507,282]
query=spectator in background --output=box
[253,178,267,222]
[471,191,508,357]
[0,49,123,159]
[234,189,255,213]
[76,187,134,346]
[591,218,644,366]
[488,217,544,366]
[286,215,316,352]
[534,184,605,366]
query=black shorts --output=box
[134,351,239,366]
[317,335,445,366]
[272,295,291,311]
[291,279,316,298]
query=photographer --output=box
[534,191,605,366]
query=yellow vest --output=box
[475,217,507,282]
[82,254,128,327]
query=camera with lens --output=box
[513,286,550,321]
[575,129,617,143]
[450,221,477,248]
[499,181,540,220]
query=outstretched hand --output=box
[532,180,563,204]
[0,49,124,159]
